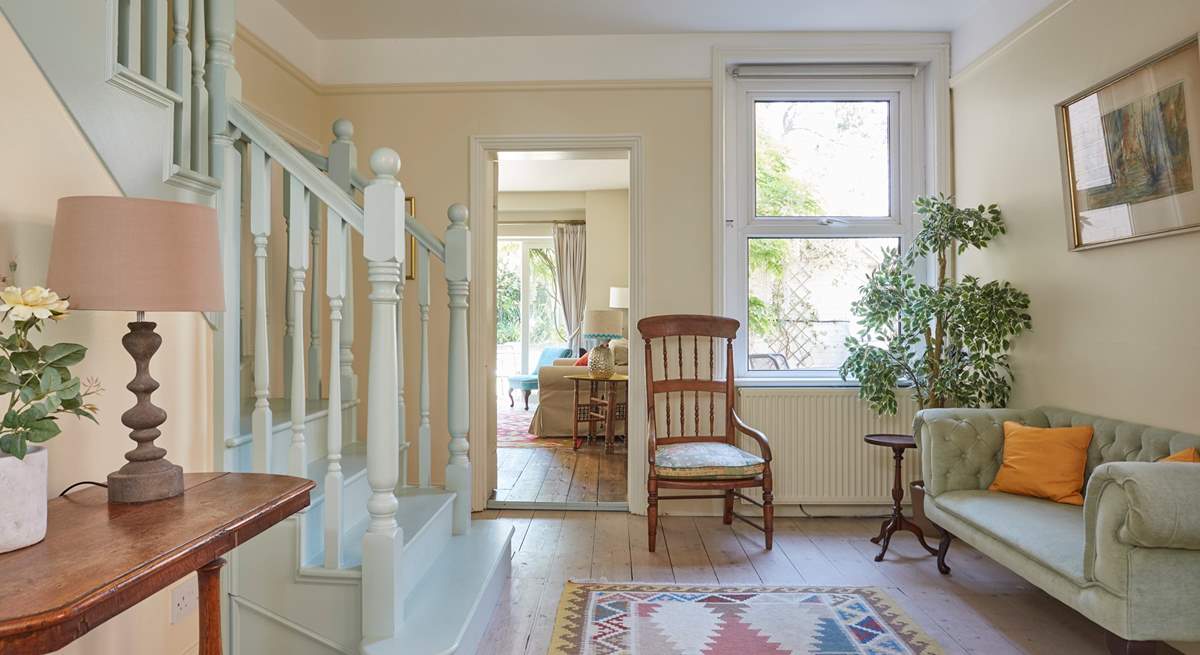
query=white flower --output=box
[0,286,70,322]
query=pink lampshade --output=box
[46,196,224,312]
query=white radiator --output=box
[736,388,919,505]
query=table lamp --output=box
[608,286,629,310]
[582,309,624,379]
[46,196,223,504]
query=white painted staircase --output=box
[1,1,512,652]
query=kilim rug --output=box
[496,404,569,448]
[549,582,944,655]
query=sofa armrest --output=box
[913,408,1048,496]
[1086,462,1200,550]
[552,358,578,366]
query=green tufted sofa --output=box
[914,407,1200,654]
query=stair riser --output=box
[453,541,512,654]
[301,469,371,566]
[399,496,455,604]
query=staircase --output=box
[0,1,511,652]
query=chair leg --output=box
[508,389,514,407]
[723,491,734,525]
[523,389,531,411]
[647,478,659,553]
[763,472,774,551]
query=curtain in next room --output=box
[552,222,586,352]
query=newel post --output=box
[444,203,471,535]
[328,119,358,442]
[361,148,406,640]
[205,0,241,470]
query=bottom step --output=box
[362,521,514,655]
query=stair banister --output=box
[288,181,310,478]
[417,246,432,488]
[328,119,358,444]
[248,142,273,473]
[444,204,472,535]
[362,148,407,640]
[324,207,348,568]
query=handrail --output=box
[293,144,329,172]
[351,169,445,261]
[230,101,365,234]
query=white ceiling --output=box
[498,160,629,193]
[276,0,991,40]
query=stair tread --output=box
[306,487,455,570]
[363,521,513,655]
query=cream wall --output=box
[0,15,211,655]
[583,189,631,317]
[953,0,1200,434]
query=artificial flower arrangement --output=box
[0,286,101,459]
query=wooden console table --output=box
[566,373,628,453]
[0,472,313,654]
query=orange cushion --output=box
[1159,447,1200,463]
[574,353,589,366]
[988,421,1094,506]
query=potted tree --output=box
[0,286,100,553]
[839,196,1032,527]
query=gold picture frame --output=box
[405,196,416,280]
[1056,36,1200,251]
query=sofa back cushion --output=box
[1039,407,1200,482]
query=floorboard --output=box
[497,444,626,505]
[477,513,1133,655]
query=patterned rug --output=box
[550,582,943,655]
[497,404,569,448]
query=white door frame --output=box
[469,134,646,514]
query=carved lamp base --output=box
[107,321,184,504]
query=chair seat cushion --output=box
[508,375,538,390]
[655,442,765,479]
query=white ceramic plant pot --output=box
[0,445,48,554]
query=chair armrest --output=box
[732,409,772,462]
[913,408,1047,496]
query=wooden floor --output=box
[476,512,1127,655]
[495,445,627,504]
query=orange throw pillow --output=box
[988,421,1094,506]
[574,353,589,366]
[1159,447,1200,463]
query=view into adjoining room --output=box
[491,151,630,507]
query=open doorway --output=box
[489,150,631,509]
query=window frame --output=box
[496,235,561,376]
[725,73,927,384]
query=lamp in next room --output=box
[582,309,624,379]
[46,196,223,504]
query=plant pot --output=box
[0,445,48,554]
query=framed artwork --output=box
[405,196,416,280]
[1056,36,1200,250]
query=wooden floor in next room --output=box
[495,445,626,503]
[476,512,1154,655]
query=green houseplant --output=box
[0,286,100,553]
[839,195,1032,415]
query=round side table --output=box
[864,433,938,562]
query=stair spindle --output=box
[396,260,407,488]
[249,143,273,472]
[444,203,471,535]
[324,210,348,568]
[140,0,167,85]
[282,171,295,396]
[328,119,358,443]
[308,194,322,399]
[288,182,310,478]
[417,246,431,488]
[167,0,192,168]
[190,0,209,174]
[362,149,406,639]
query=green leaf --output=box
[9,350,39,372]
[0,433,28,459]
[71,408,99,425]
[25,418,61,443]
[39,366,61,395]
[40,343,86,368]
[58,377,81,401]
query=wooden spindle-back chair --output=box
[637,314,773,551]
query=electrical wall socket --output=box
[170,576,199,624]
